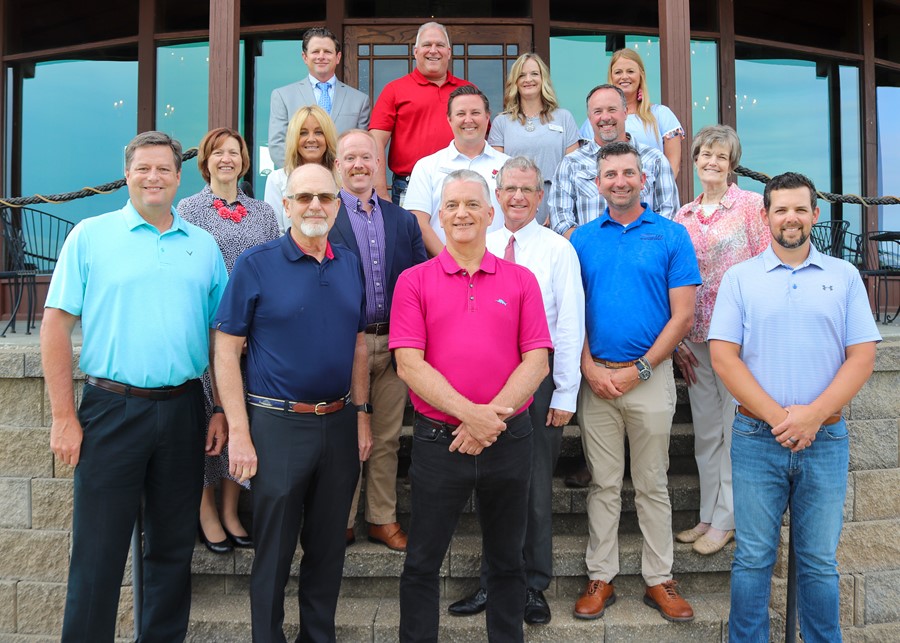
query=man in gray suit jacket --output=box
[268,27,370,169]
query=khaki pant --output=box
[348,332,408,527]
[578,359,676,586]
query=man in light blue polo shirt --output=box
[709,172,880,643]
[41,131,227,643]
[570,141,699,623]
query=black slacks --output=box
[248,404,360,643]
[62,380,205,643]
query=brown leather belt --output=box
[365,322,390,336]
[737,405,841,426]
[593,358,638,369]
[247,392,350,415]
[86,376,193,401]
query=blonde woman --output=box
[264,105,338,232]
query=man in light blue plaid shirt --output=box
[549,84,679,238]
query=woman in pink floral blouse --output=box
[673,125,769,555]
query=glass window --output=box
[876,68,900,230]
[735,51,861,226]
[347,0,525,18]
[735,0,860,54]
[158,0,210,32]
[690,40,720,195]
[156,42,246,204]
[6,5,138,55]
[551,1,658,28]
[19,60,138,225]
[241,0,325,25]
[689,0,718,33]
[875,0,900,65]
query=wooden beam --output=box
[861,0,878,235]
[533,0,549,60]
[717,0,736,130]
[137,0,156,133]
[659,0,692,200]
[208,0,240,129]
[326,0,343,80]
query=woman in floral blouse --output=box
[177,128,279,554]
[673,125,769,555]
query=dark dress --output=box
[177,184,280,487]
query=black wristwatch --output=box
[212,405,225,414]
[636,357,652,381]
[356,403,374,414]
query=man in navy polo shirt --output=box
[570,141,700,623]
[215,164,373,642]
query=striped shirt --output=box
[341,187,388,324]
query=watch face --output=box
[638,368,651,381]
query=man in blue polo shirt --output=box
[215,163,373,642]
[570,141,700,623]
[42,131,228,642]
[709,172,880,642]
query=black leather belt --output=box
[365,322,390,335]
[86,376,193,401]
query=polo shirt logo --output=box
[640,233,663,241]
[495,298,508,306]
[822,284,833,291]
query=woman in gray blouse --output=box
[489,53,580,224]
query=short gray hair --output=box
[125,131,182,172]
[415,22,451,49]
[496,156,543,189]
[441,169,491,205]
[690,125,742,169]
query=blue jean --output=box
[399,412,533,643]
[391,176,409,207]
[729,413,849,643]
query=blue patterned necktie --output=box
[316,81,332,114]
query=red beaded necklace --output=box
[213,198,248,223]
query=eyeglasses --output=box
[284,192,338,205]
[499,186,540,196]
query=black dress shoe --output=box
[524,588,551,624]
[224,528,253,548]
[564,464,592,488]
[198,522,233,554]
[448,587,487,616]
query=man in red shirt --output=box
[390,169,552,642]
[369,21,472,206]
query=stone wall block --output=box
[16,582,65,635]
[848,419,899,470]
[864,570,900,624]
[852,371,900,420]
[0,379,43,426]
[0,580,15,633]
[31,478,73,530]
[854,468,900,521]
[837,519,900,572]
[0,427,52,477]
[0,351,25,378]
[0,479,31,528]
[0,530,69,582]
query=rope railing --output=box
[0,148,198,208]
[0,149,898,208]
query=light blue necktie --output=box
[316,82,332,114]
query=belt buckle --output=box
[314,401,327,415]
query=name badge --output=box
[548,124,564,133]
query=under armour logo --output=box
[496,298,507,306]
[186,250,193,256]
[822,284,833,291]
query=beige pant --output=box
[684,339,735,531]
[579,359,676,586]
[347,332,408,527]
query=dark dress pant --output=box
[399,412,533,643]
[478,366,560,591]
[61,380,205,643]
[248,404,359,643]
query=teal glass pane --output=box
[254,40,304,197]
[375,59,410,98]
[506,44,518,56]
[466,59,504,115]
[374,45,408,56]
[877,83,900,230]
[469,45,503,56]
[20,60,138,225]
[735,58,834,217]
[690,40,719,196]
[359,44,370,56]
[839,65,862,234]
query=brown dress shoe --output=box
[564,464,592,488]
[346,528,356,546]
[367,522,408,552]
[573,579,616,620]
[643,580,694,622]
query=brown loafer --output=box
[573,579,615,620]
[643,580,694,622]
[564,464,592,489]
[368,522,408,552]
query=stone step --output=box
[186,592,732,642]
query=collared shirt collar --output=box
[762,243,824,272]
[597,204,654,228]
[447,140,492,162]
[683,182,741,216]
[500,218,541,247]
[340,187,378,213]
[410,67,463,86]
[437,247,497,274]
[308,74,337,88]
[281,230,335,261]
[123,200,186,235]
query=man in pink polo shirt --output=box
[369,21,473,206]
[390,169,552,642]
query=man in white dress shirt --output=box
[268,27,370,169]
[403,85,509,257]
[448,155,585,625]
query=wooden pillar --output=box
[326,0,342,80]
[137,0,157,133]
[717,0,736,131]
[658,0,693,200]
[861,0,878,235]
[533,0,550,60]
[208,0,240,129]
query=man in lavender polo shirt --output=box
[390,169,552,642]
[330,129,427,551]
